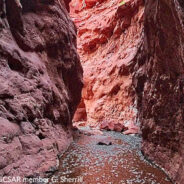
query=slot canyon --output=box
[0,0,183,184]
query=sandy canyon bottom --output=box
[50,127,172,184]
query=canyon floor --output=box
[51,127,172,184]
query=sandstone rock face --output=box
[70,0,144,125]
[73,99,87,122]
[100,119,126,132]
[0,0,83,179]
[133,0,184,183]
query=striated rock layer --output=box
[133,0,184,183]
[0,0,83,179]
[70,0,144,125]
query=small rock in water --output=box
[123,121,140,135]
[97,141,112,146]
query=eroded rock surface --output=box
[71,0,184,182]
[0,0,82,179]
[70,0,144,125]
[133,0,184,183]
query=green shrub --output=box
[119,0,125,6]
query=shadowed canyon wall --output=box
[71,0,144,125]
[133,0,184,183]
[0,0,82,179]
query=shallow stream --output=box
[51,128,172,184]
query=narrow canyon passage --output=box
[0,0,184,183]
[52,0,176,183]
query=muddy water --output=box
[51,129,172,184]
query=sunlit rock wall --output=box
[71,0,144,125]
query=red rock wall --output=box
[133,0,184,183]
[0,0,83,179]
[70,0,144,125]
[71,0,184,182]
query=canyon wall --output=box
[71,0,184,182]
[133,0,184,183]
[71,0,144,125]
[0,0,82,179]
